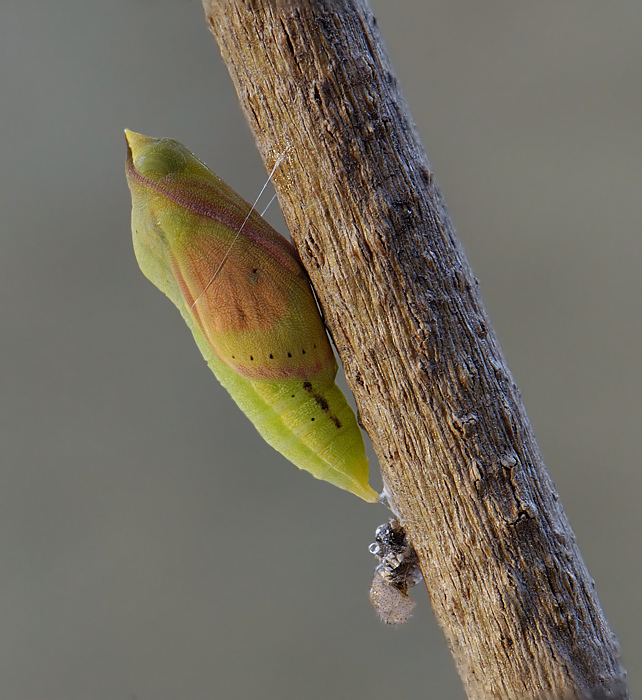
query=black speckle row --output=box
[238,348,317,363]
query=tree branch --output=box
[202,1,628,698]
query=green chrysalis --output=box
[125,130,378,502]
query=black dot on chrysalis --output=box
[269,354,274,359]
[287,352,292,358]
[247,267,260,285]
[311,418,315,421]
[250,356,254,361]
[302,349,306,354]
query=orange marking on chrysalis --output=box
[170,232,290,335]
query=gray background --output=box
[2,1,640,698]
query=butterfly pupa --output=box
[125,130,378,502]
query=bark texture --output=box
[202,1,628,698]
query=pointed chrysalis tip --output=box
[359,484,379,503]
[124,129,153,154]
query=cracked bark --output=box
[202,1,628,698]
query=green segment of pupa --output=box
[125,130,377,502]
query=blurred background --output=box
[1,1,640,698]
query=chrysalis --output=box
[369,518,422,624]
[125,130,377,502]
